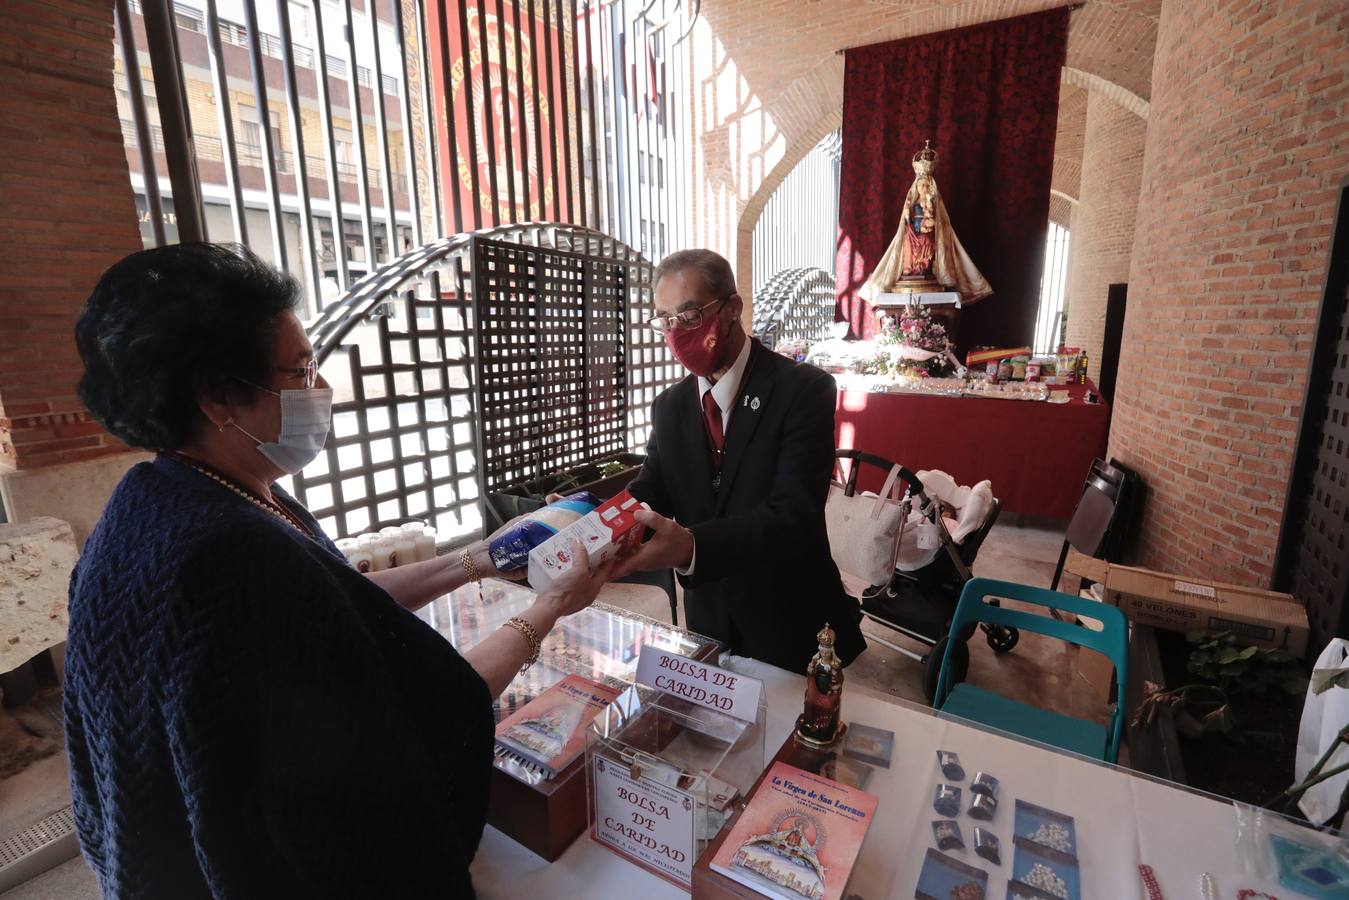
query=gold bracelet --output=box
[503,616,543,672]
[460,547,482,583]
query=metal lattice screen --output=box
[1275,181,1349,655]
[291,223,677,543]
[751,266,838,349]
[473,236,631,495]
[294,259,480,541]
[1277,277,1349,653]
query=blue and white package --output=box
[487,492,600,572]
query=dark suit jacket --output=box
[628,339,866,672]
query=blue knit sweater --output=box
[65,455,493,898]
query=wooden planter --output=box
[483,453,646,532]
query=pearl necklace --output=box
[175,456,311,536]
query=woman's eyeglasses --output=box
[646,296,728,333]
[273,359,319,388]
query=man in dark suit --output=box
[614,249,866,672]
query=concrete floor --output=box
[0,518,1084,898]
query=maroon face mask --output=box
[664,310,727,377]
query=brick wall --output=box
[1109,0,1349,586]
[685,0,1161,283]
[0,0,144,472]
[1063,94,1146,382]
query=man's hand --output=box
[611,509,694,578]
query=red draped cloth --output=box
[834,9,1068,348]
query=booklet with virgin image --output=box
[709,761,878,900]
[494,674,622,778]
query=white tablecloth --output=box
[470,656,1293,898]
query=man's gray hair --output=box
[653,249,737,299]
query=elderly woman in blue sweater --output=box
[65,243,614,898]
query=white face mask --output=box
[232,386,334,475]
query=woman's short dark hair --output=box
[76,243,299,451]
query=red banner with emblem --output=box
[426,0,572,229]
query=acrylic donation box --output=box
[586,645,767,890]
[416,580,720,861]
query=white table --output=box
[470,656,1311,899]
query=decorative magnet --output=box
[969,793,998,821]
[970,771,1000,798]
[933,784,961,817]
[937,750,966,781]
[932,819,965,851]
[974,827,1001,865]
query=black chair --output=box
[1050,457,1142,594]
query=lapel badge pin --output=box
[751,397,761,411]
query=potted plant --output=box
[1131,631,1308,804]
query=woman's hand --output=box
[532,542,617,621]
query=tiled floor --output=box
[0,518,1080,897]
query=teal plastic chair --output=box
[933,578,1129,763]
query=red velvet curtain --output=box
[834,9,1068,347]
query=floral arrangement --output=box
[875,303,955,378]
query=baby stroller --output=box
[833,450,1014,702]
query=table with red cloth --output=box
[833,380,1109,519]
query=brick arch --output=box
[730,0,1156,302]
[715,0,1161,260]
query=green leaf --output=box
[1237,646,1260,660]
[1217,648,1244,664]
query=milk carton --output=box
[527,490,648,590]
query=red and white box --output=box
[528,491,648,590]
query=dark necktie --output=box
[702,390,724,453]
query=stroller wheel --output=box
[922,635,969,705]
[985,625,1020,654]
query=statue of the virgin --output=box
[859,141,993,303]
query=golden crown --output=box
[912,139,938,176]
[816,623,836,647]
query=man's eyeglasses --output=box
[647,296,728,334]
[274,359,319,388]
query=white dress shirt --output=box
[677,336,753,576]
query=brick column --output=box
[1063,93,1145,383]
[1109,0,1349,585]
[0,0,147,538]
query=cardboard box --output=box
[527,490,648,590]
[1102,564,1308,657]
[1063,548,1110,585]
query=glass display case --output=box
[416,579,721,860]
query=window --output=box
[174,7,204,33]
[1032,223,1071,355]
[236,104,288,173]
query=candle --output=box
[414,528,437,562]
[389,535,416,568]
[367,536,395,571]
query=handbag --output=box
[825,462,908,587]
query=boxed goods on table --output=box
[965,345,1032,369]
[527,490,649,590]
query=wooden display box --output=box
[691,733,838,899]
[491,643,720,862]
